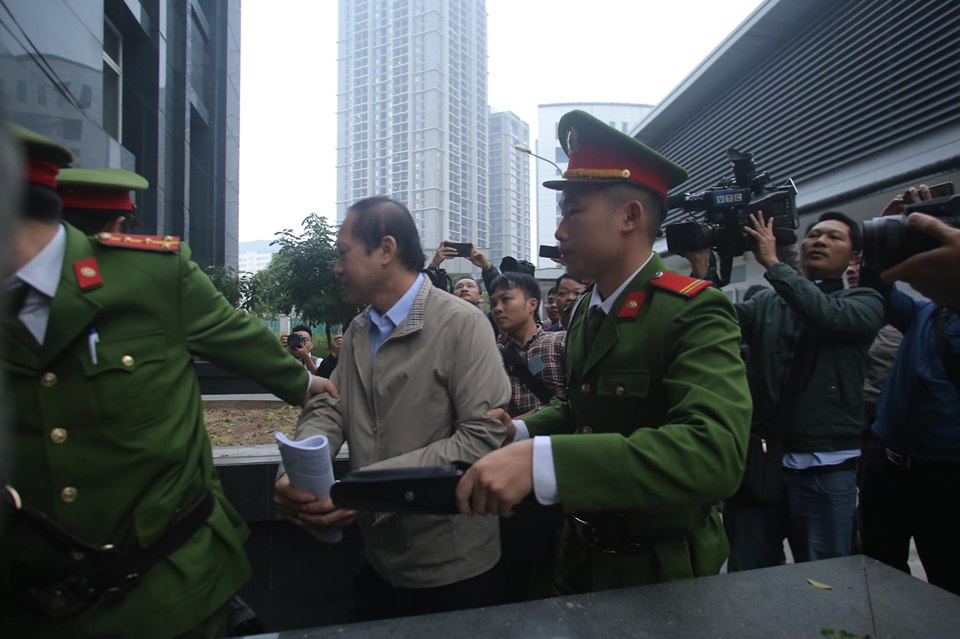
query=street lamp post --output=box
[513,143,563,176]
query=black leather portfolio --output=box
[330,462,470,515]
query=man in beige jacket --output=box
[274,196,511,621]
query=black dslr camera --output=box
[287,333,304,349]
[862,183,959,271]
[499,256,536,276]
[665,148,798,285]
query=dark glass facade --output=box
[0,0,240,268]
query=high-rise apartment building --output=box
[336,0,489,252]
[487,110,530,266]
[0,0,241,269]
[534,103,653,267]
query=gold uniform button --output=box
[615,386,625,397]
[50,428,68,444]
[580,383,591,394]
[60,487,78,503]
[121,355,135,368]
[582,426,593,434]
[40,372,57,387]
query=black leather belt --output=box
[876,438,959,471]
[783,458,858,474]
[4,485,215,618]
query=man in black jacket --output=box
[686,211,884,571]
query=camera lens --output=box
[862,215,946,271]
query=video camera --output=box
[664,148,798,285]
[862,183,959,271]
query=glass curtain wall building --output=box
[0,0,241,269]
[336,0,489,253]
[487,110,529,267]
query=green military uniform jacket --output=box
[524,254,752,593]
[1,223,309,638]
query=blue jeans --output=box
[724,468,858,572]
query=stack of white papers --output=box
[276,432,341,544]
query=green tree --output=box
[267,214,362,340]
[243,251,293,317]
[203,265,247,308]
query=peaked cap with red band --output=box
[543,110,687,197]
[10,124,74,188]
[58,168,149,212]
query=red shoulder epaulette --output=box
[649,271,711,298]
[96,232,180,253]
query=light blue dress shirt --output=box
[368,274,424,360]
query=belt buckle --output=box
[28,583,89,619]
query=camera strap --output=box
[501,340,555,406]
[933,306,960,394]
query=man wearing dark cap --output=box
[1,125,335,638]
[58,167,148,235]
[457,110,752,593]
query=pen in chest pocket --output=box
[88,328,100,365]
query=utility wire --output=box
[0,0,100,127]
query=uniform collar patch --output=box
[616,291,646,319]
[73,257,103,290]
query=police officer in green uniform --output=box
[58,167,148,235]
[457,110,752,593]
[1,125,337,638]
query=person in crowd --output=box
[455,110,751,594]
[847,256,903,428]
[282,326,342,378]
[543,287,562,331]
[858,184,960,596]
[686,211,884,571]
[273,196,511,620]
[1,125,335,638]
[452,276,484,307]
[57,167,147,235]
[554,273,588,330]
[489,271,565,417]
[488,270,566,600]
[287,323,322,373]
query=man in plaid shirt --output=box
[489,271,567,416]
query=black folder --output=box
[330,462,470,515]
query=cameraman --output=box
[858,185,960,595]
[685,211,884,571]
[286,325,321,374]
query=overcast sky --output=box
[238,0,766,242]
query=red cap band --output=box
[59,187,134,212]
[566,144,670,197]
[25,159,60,189]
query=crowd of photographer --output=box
[679,177,959,593]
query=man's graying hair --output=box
[347,196,426,272]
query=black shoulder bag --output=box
[735,326,815,505]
